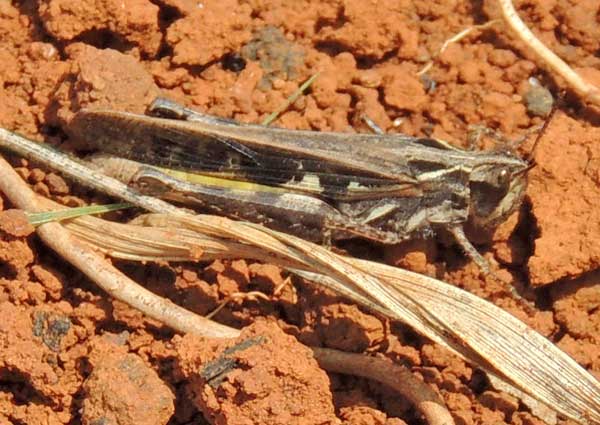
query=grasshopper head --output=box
[468,158,530,230]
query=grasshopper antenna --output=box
[524,97,559,164]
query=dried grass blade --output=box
[26,202,131,225]
[62,212,600,424]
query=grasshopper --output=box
[69,98,531,272]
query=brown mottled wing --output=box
[69,110,460,200]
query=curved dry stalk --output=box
[0,154,453,425]
[313,347,454,425]
[497,0,600,107]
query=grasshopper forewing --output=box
[69,98,530,271]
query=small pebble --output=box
[524,81,553,117]
[29,168,46,183]
[0,209,35,238]
[15,167,30,181]
[356,69,382,88]
[45,173,69,195]
[33,181,51,198]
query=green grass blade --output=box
[27,202,132,226]
[261,72,320,126]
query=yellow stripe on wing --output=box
[159,167,292,194]
[160,166,421,201]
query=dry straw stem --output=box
[417,20,500,76]
[497,0,600,107]
[0,146,452,425]
[1,128,599,423]
[314,347,452,425]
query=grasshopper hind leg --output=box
[326,217,493,274]
[323,216,413,245]
[449,226,532,305]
